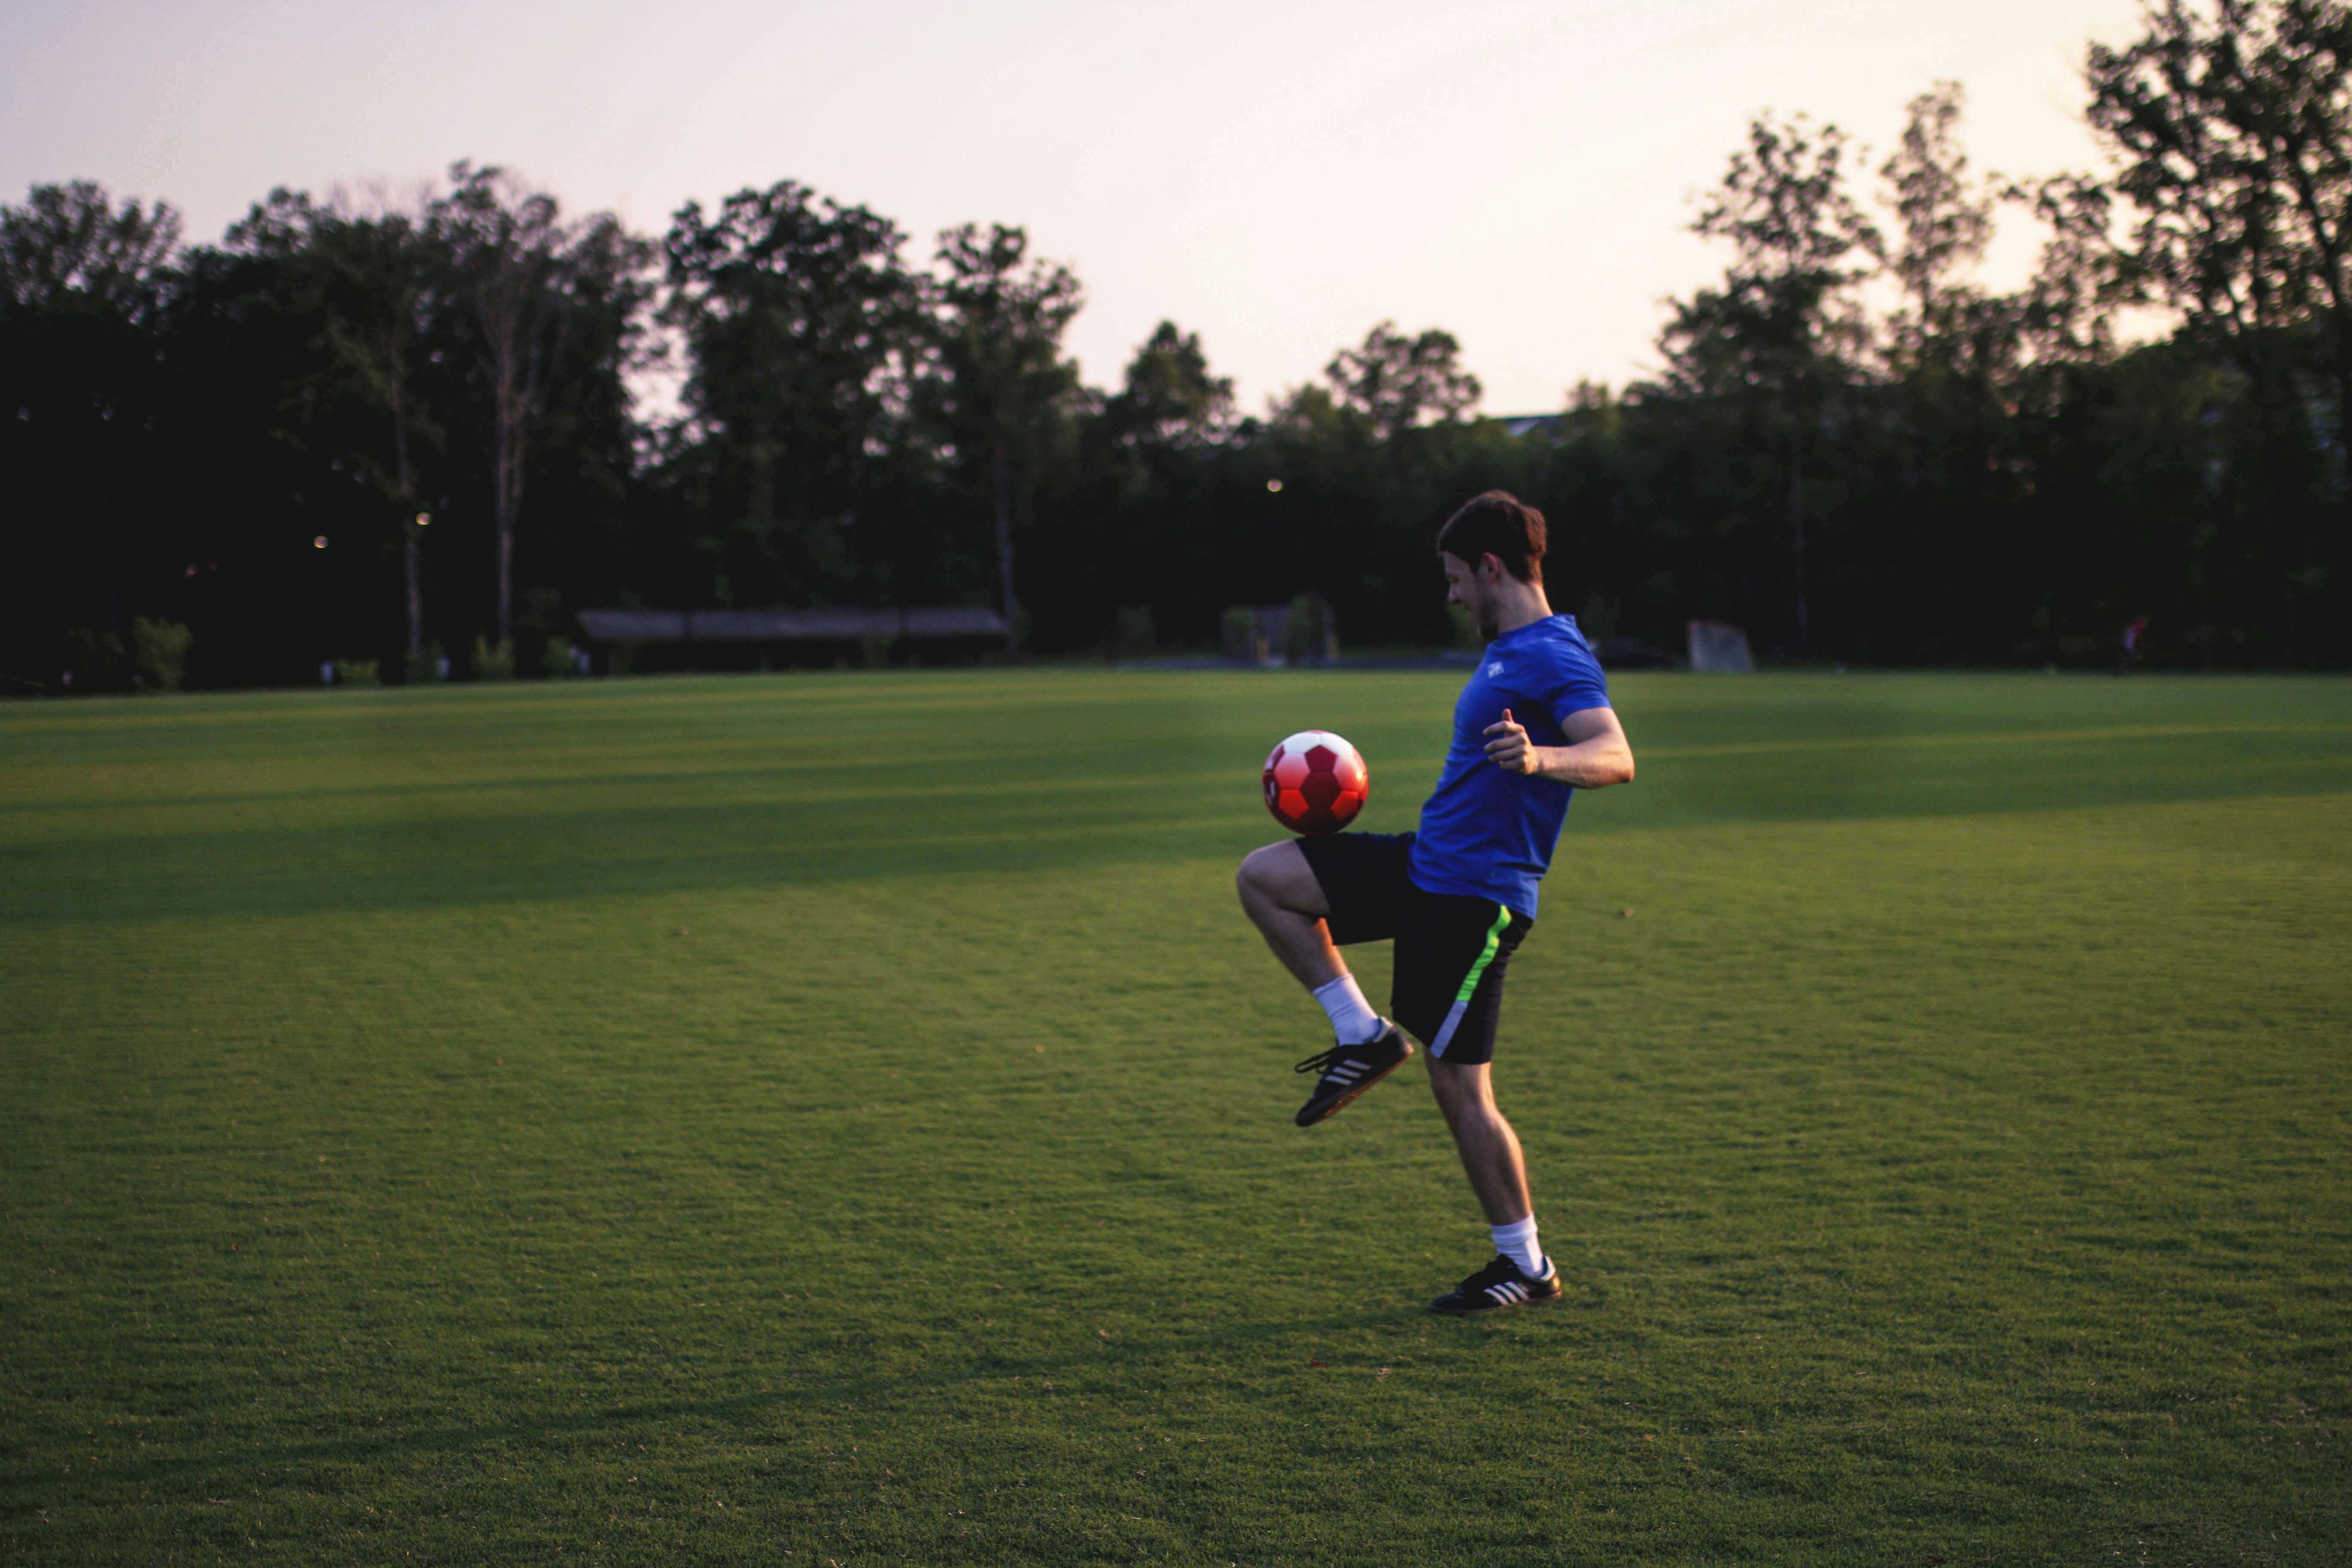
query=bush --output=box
[333,658,380,687]
[404,641,448,684]
[132,618,191,692]
[1113,605,1155,661]
[63,628,128,692]
[539,637,576,679]
[1286,593,1335,665]
[473,635,514,681]
[1220,607,1256,665]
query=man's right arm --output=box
[1480,705,1634,787]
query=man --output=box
[2119,615,2149,676]
[1235,490,1634,1314]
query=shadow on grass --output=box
[10,752,2352,930]
[7,1305,1435,1493]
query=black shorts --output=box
[1295,831,1533,1066]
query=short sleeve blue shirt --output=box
[1407,614,1611,918]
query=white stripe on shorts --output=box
[1427,998,1472,1059]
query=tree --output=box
[431,164,650,648]
[1324,321,1480,444]
[2091,0,2352,346]
[229,193,445,660]
[2012,173,2125,368]
[1042,322,1237,649]
[323,212,440,661]
[0,182,181,681]
[1662,112,1877,652]
[924,224,1084,652]
[663,182,918,606]
[1102,320,1233,450]
[1879,82,1997,348]
[432,165,566,648]
[2089,0,2352,616]
[0,180,180,309]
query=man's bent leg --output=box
[1427,1058,1533,1225]
[1239,839,1410,1124]
[1236,841,1345,990]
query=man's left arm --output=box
[1482,705,1635,788]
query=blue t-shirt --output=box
[1407,614,1611,918]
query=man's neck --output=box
[1491,581,1553,637]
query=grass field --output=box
[3,668,2349,1566]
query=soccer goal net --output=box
[1687,621,1754,673]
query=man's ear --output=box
[1481,552,1508,585]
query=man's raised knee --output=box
[1238,839,1326,916]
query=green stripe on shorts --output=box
[1427,903,1516,1059]
[1455,903,1514,1003]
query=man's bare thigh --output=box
[1237,839,1330,916]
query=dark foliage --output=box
[7,6,2352,690]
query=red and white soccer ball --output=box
[1262,729,1369,835]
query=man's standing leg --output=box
[1403,899,1558,1314]
[1425,1061,1557,1311]
[1427,1060,1532,1226]
[1431,1060,1547,1268]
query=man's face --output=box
[1442,551,1501,641]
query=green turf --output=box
[3,668,2347,1565]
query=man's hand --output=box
[1481,706,1636,788]
[1482,709,1539,775]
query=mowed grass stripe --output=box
[1640,718,2343,756]
[1,671,2347,1565]
[11,716,2340,832]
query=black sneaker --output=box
[1292,1023,1414,1127]
[1429,1253,1562,1314]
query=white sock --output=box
[1311,973,1383,1044]
[1491,1216,1544,1276]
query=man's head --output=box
[1438,490,1547,641]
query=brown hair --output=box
[1436,490,1546,584]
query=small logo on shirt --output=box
[1486,662,1504,677]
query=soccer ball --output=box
[1262,729,1368,835]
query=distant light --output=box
[313,536,328,549]
[1266,478,1283,493]
[415,512,431,527]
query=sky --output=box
[0,0,2153,416]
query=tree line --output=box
[6,0,2349,690]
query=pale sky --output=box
[1,0,2151,416]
